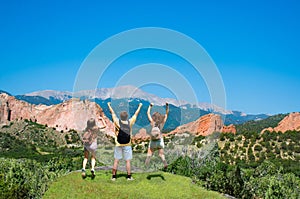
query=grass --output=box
[43,170,225,199]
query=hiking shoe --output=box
[91,169,95,178]
[127,177,134,181]
[163,165,168,172]
[81,169,86,178]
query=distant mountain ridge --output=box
[19,86,192,109]
[22,85,231,114]
[1,86,269,126]
[9,85,270,126]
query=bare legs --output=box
[145,148,168,169]
[112,159,132,180]
[145,148,154,166]
[82,150,89,170]
[112,159,131,175]
[91,151,96,175]
[158,149,168,168]
[112,159,119,176]
[82,149,96,178]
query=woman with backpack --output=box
[81,117,106,178]
[145,102,169,170]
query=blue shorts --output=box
[114,146,132,160]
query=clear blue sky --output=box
[0,0,299,114]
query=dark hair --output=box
[152,112,165,126]
[120,111,128,121]
[86,118,96,130]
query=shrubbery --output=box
[0,157,78,199]
[167,145,300,199]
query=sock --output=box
[127,174,131,178]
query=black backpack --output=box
[117,120,131,144]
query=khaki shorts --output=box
[114,146,132,160]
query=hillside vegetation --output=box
[1,113,300,198]
[235,113,288,134]
[164,114,300,198]
[0,120,84,198]
[219,130,300,175]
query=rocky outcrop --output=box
[168,113,236,136]
[262,112,300,133]
[0,93,114,134]
[132,128,150,143]
[222,124,237,134]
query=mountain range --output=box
[11,85,269,126]
[17,85,234,114]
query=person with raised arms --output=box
[107,102,143,181]
[145,102,169,170]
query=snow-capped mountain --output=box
[25,90,72,101]
[23,85,231,114]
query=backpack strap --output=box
[119,119,130,127]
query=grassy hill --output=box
[43,170,225,199]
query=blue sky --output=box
[0,0,299,114]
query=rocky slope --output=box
[168,113,236,136]
[0,93,114,134]
[262,112,300,133]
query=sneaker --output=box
[91,169,95,178]
[81,169,86,178]
[163,165,168,172]
[127,177,134,181]
[111,177,116,181]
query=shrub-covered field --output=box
[1,116,300,198]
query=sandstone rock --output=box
[0,93,114,134]
[261,112,300,133]
[132,128,150,143]
[168,113,236,136]
[222,124,237,134]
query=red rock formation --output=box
[0,93,114,134]
[222,124,237,134]
[262,112,300,133]
[132,128,150,143]
[168,113,236,136]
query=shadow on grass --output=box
[146,174,165,181]
[116,173,128,179]
[82,173,96,180]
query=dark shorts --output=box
[149,138,165,149]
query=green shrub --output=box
[254,145,263,152]
[0,157,75,199]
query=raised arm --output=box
[163,102,169,123]
[107,102,118,123]
[147,103,154,123]
[107,102,115,115]
[129,103,143,125]
[99,117,107,129]
[134,103,143,118]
